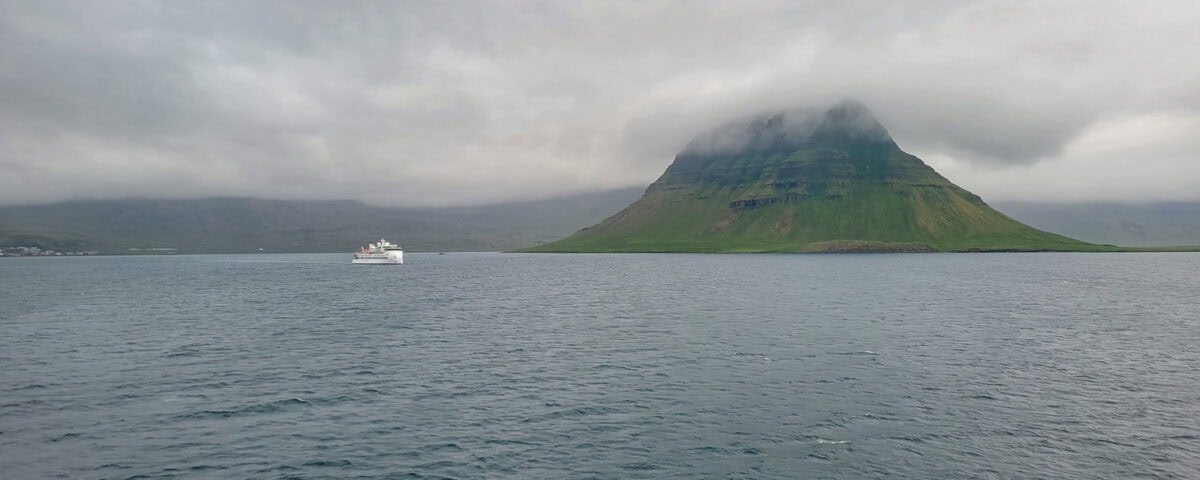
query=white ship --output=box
[352,238,404,264]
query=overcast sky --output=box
[2,1,1198,207]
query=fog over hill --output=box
[990,202,1200,248]
[0,188,645,254]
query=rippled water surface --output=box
[2,252,1199,479]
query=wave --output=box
[173,397,310,421]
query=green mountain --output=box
[0,188,644,254]
[528,100,1107,253]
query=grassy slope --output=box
[528,135,1110,253]
[528,184,1108,252]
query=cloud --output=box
[1,1,1198,206]
[931,112,1200,203]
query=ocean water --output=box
[2,252,1198,479]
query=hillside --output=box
[528,100,1105,253]
[0,188,644,253]
[992,201,1200,247]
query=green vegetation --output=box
[527,101,1121,253]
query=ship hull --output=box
[352,254,403,265]
[352,259,402,264]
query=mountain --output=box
[991,201,1200,247]
[528,100,1105,253]
[0,188,645,253]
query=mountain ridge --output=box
[992,201,1200,248]
[0,188,645,253]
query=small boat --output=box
[352,238,404,264]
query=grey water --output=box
[2,252,1198,479]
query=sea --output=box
[2,252,1198,479]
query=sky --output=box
[2,1,1198,207]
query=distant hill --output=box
[0,188,644,253]
[528,100,1102,252]
[4,188,1194,254]
[991,202,1200,247]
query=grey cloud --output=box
[1,1,1198,206]
[864,87,1098,165]
[0,3,206,138]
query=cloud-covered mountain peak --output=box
[810,99,892,144]
[681,99,892,156]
